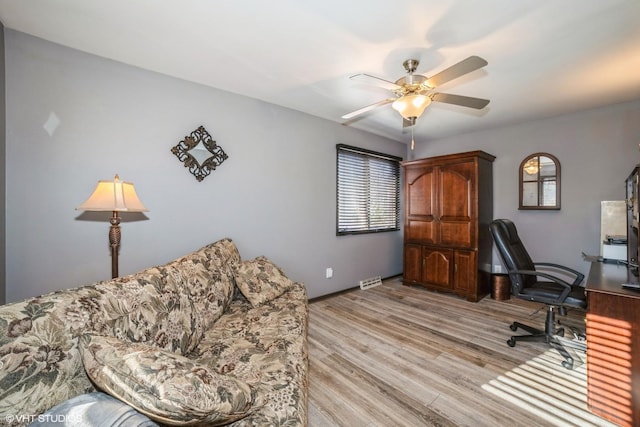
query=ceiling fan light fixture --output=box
[392,94,431,119]
[524,159,539,175]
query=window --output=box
[336,144,402,235]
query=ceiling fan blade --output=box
[349,73,402,91]
[341,98,395,120]
[424,56,488,88]
[431,93,490,109]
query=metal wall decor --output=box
[171,126,228,181]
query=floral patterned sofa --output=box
[0,238,308,426]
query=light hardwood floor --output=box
[308,277,618,427]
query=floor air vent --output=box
[359,276,382,290]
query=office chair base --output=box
[506,310,585,370]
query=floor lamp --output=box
[77,174,149,279]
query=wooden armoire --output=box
[402,151,495,302]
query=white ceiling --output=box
[1,0,639,143]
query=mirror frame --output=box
[518,152,561,210]
[171,126,228,182]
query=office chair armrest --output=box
[533,262,585,286]
[510,269,573,304]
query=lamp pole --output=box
[108,211,121,279]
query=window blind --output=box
[336,144,401,235]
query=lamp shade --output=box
[391,94,431,119]
[77,175,148,212]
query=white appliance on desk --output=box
[600,200,627,260]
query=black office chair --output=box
[489,219,587,369]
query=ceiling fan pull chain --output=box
[411,128,415,151]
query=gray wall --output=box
[413,99,640,277]
[6,28,639,303]
[4,30,405,302]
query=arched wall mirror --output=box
[519,153,560,210]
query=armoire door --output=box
[422,247,453,290]
[405,166,437,244]
[439,161,475,248]
[453,250,477,293]
[403,244,422,284]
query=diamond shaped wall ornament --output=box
[171,126,228,182]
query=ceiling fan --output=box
[342,56,490,127]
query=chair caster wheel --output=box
[507,338,516,347]
[562,360,574,370]
[509,323,518,331]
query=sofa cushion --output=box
[29,392,158,426]
[199,237,242,269]
[0,289,99,421]
[80,334,256,426]
[85,276,200,355]
[195,282,308,426]
[233,256,295,307]
[66,239,241,357]
[162,239,238,330]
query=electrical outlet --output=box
[325,268,333,279]
[494,264,502,274]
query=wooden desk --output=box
[585,262,640,427]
